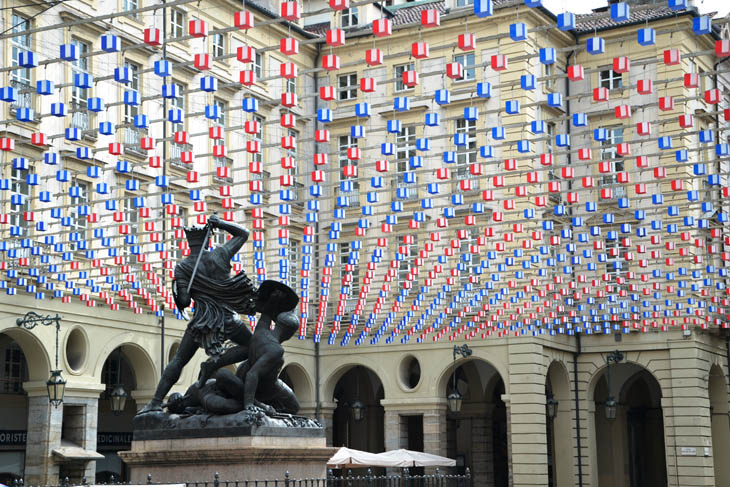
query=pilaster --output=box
[24,389,62,485]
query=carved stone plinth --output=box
[120,412,336,482]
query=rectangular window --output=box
[69,180,89,251]
[71,39,90,131]
[599,69,622,90]
[338,73,357,100]
[10,167,31,229]
[398,237,418,282]
[170,9,185,38]
[394,63,415,92]
[124,61,141,124]
[2,342,26,393]
[341,7,358,28]
[453,53,475,81]
[543,63,553,90]
[10,14,32,112]
[252,113,264,163]
[600,127,624,161]
[213,98,227,146]
[455,118,477,166]
[546,122,555,155]
[339,135,359,191]
[286,76,296,94]
[212,31,225,59]
[456,0,474,6]
[340,241,359,315]
[253,52,264,79]
[287,239,299,290]
[123,0,139,19]
[396,126,416,173]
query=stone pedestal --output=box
[120,412,337,482]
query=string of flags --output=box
[0,0,729,346]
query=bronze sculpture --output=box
[137,213,302,419]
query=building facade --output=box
[1,0,729,486]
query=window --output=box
[102,353,121,390]
[341,8,358,28]
[545,122,555,154]
[338,73,357,100]
[543,63,553,90]
[453,53,475,81]
[121,197,139,271]
[173,207,189,261]
[252,113,264,163]
[124,61,140,123]
[10,167,31,229]
[394,63,415,92]
[396,126,416,172]
[600,127,624,161]
[456,0,474,6]
[599,69,622,90]
[340,241,359,315]
[123,0,138,19]
[287,239,299,290]
[604,236,628,279]
[69,180,89,251]
[170,8,185,38]
[601,127,624,185]
[212,31,225,59]
[339,135,359,191]
[253,52,264,79]
[398,237,418,282]
[11,14,32,111]
[71,39,90,130]
[2,342,26,393]
[213,98,227,146]
[286,75,296,94]
[455,118,477,166]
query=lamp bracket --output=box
[606,350,624,365]
[17,312,62,330]
[453,344,472,360]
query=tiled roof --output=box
[304,21,330,36]
[390,0,447,27]
[575,5,692,33]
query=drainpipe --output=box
[573,333,584,487]
[313,41,322,421]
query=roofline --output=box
[246,1,318,39]
[574,8,696,35]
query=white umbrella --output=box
[326,446,386,469]
[372,449,456,467]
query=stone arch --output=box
[93,335,157,393]
[435,354,508,401]
[709,363,730,485]
[592,362,667,487]
[585,353,665,403]
[322,361,387,403]
[0,326,51,382]
[281,362,314,404]
[330,364,385,453]
[546,360,573,487]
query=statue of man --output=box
[239,283,300,413]
[139,214,257,414]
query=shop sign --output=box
[0,430,27,446]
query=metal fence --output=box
[12,468,470,487]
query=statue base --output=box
[120,411,336,482]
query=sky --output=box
[540,0,730,17]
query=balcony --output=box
[455,168,480,192]
[170,143,193,170]
[339,188,360,207]
[394,179,419,201]
[214,157,234,184]
[10,80,32,114]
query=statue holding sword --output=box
[139,214,260,414]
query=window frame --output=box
[599,68,623,90]
[341,7,359,28]
[394,63,415,93]
[453,53,475,82]
[212,31,225,59]
[338,73,357,101]
[170,8,185,39]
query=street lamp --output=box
[546,395,558,419]
[350,366,365,422]
[448,344,472,413]
[109,347,128,415]
[16,312,66,407]
[604,350,624,421]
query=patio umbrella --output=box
[326,446,386,469]
[372,449,456,467]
